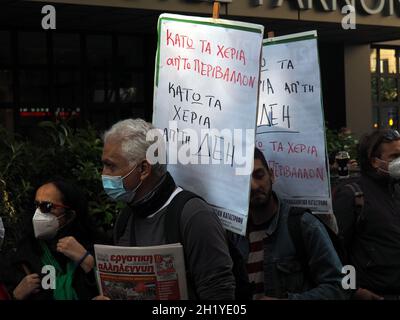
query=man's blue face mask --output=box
[102,164,142,203]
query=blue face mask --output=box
[102,165,142,203]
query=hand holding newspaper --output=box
[94,243,188,300]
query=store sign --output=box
[272,0,400,16]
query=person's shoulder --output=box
[177,191,217,225]
[181,195,212,217]
[299,210,327,232]
[177,190,210,211]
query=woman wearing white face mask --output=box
[3,179,99,300]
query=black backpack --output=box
[287,207,348,268]
[334,180,366,234]
[114,190,252,300]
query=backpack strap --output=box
[113,206,135,245]
[343,182,365,228]
[164,190,202,299]
[113,190,200,246]
[164,190,201,244]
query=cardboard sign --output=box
[153,13,264,235]
[256,31,332,214]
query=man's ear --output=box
[371,157,379,169]
[269,168,275,184]
[139,160,152,181]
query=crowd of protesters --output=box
[0,118,399,300]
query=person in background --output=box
[231,148,349,300]
[333,129,400,300]
[2,179,97,300]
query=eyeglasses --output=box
[382,129,400,141]
[34,201,69,214]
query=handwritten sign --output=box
[256,31,332,214]
[153,13,264,235]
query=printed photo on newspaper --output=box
[94,243,188,300]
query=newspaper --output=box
[94,243,188,300]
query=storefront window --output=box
[371,47,400,129]
[2,30,148,132]
[370,48,377,73]
[53,33,81,65]
[379,49,397,74]
[117,36,143,68]
[19,69,49,104]
[379,77,398,102]
[87,35,112,67]
[19,32,47,65]
[0,69,12,103]
[54,70,81,106]
[88,70,114,104]
[0,31,11,65]
[119,71,144,103]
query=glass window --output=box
[118,71,144,103]
[19,69,48,104]
[54,70,81,107]
[87,70,115,103]
[370,48,377,73]
[53,33,80,65]
[371,47,400,130]
[380,49,397,74]
[117,36,143,68]
[0,109,14,131]
[379,77,398,102]
[371,77,377,103]
[0,31,11,65]
[0,69,13,103]
[372,106,379,129]
[380,106,398,128]
[87,35,112,66]
[19,32,47,65]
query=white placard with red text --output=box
[256,31,332,214]
[153,13,264,235]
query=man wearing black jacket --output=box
[333,129,400,300]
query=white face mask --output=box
[376,156,400,179]
[389,157,400,179]
[32,208,65,240]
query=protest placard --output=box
[153,13,264,235]
[256,31,332,214]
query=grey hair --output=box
[103,118,167,177]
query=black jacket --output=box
[333,173,400,295]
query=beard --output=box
[250,182,273,209]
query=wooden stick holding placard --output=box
[212,1,220,19]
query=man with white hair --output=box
[101,118,235,300]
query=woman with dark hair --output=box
[2,179,98,300]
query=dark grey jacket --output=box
[114,191,235,300]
